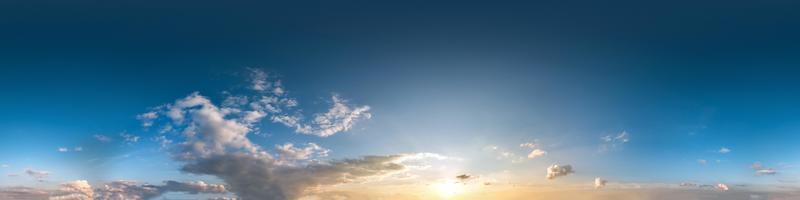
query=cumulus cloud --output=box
[716,183,729,191]
[527,149,547,158]
[546,164,574,180]
[718,147,731,154]
[600,131,629,152]
[131,70,428,199]
[594,177,607,189]
[93,180,226,200]
[519,141,547,159]
[49,180,93,200]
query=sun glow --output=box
[432,181,465,198]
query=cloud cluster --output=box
[131,69,434,199]
[0,180,225,200]
[546,164,574,180]
[519,142,547,159]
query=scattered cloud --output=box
[484,145,524,163]
[94,134,112,143]
[58,147,69,152]
[718,147,731,154]
[74,147,83,152]
[752,162,778,176]
[120,132,140,144]
[275,143,330,163]
[594,177,607,189]
[519,141,547,159]
[132,72,427,200]
[600,131,629,152]
[546,164,574,180]
[455,174,476,184]
[136,111,158,128]
[25,169,49,179]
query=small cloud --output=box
[719,147,731,154]
[752,162,778,176]
[120,132,140,144]
[599,131,630,152]
[717,183,729,191]
[57,147,69,152]
[74,147,83,152]
[94,134,112,143]
[546,164,574,180]
[25,169,49,179]
[594,177,607,189]
[697,159,707,165]
[136,111,158,127]
[527,149,547,158]
[456,174,475,183]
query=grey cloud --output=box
[546,164,574,180]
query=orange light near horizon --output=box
[432,181,465,198]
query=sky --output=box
[1,1,800,199]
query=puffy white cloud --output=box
[120,132,140,144]
[25,169,49,179]
[527,149,547,158]
[718,147,731,154]
[546,164,574,180]
[594,177,607,189]
[58,147,69,152]
[49,180,93,200]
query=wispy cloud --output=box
[718,147,731,154]
[600,131,630,152]
[93,134,112,143]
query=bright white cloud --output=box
[58,147,69,152]
[306,95,371,137]
[594,177,607,189]
[718,147,731,154]
[546,164,574,180]
[527,149,547,158]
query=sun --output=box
[432,181,464,198]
